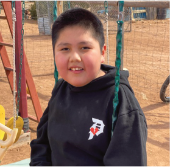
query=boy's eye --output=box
[81,47,90,50]
[61,48,69,51]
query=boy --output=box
[30,8,147,166]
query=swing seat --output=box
[0,105,24,143]
[0,123,18,162]
[0,106,23,162]
[3,117,24,143]
[0,105,5,140]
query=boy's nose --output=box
[69,51,81,62]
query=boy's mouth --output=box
[70,67,83,71]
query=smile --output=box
[70,68,83,71]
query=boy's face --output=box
[54,25,105,87]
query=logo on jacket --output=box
[88,118,105,140]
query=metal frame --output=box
[0,1,43,123]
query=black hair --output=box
[52,8,105,54]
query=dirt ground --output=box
[0,7,169,166]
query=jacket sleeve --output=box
[30,106,52,166]
[30,79,64,166]
[103,85,147,166]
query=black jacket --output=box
[30,64,147,166]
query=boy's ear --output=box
[101,44,106,63]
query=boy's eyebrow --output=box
[57,42,70,47]
[57,41,93,47]
[78,41,93,45]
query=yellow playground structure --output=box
[0,105,23,162]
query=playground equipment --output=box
[0,1,42,163]
[0,105,23,163]
[0,105,5,141]
[104,1,110,65]
[2,116,24,144]
[0,2,24,162]
[0,1,43,125]
[0,123,18,163]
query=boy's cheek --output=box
[55,55,64,64]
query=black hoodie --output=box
[30,64,147,166]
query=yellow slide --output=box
[0,105,5,140]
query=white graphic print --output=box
[88,118,105,140]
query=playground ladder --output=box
[0,1,43,123]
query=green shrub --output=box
[29,2,37,20]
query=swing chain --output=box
[12,1,15,10]
[104,1,108,14]
[12,2,16,22]
[16,1,25,118]
[53,1,57,22]
[111,1,124,136]
[12,1,16,128]
[104,1,109,64]
[118,1,124,21]
[118,1,124,12]
[67,1,71,9]
[53,1,59,84]
[118,12,123,21]
[104,1,108,24]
